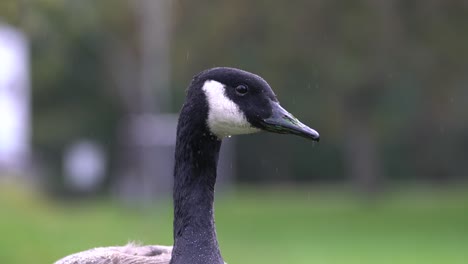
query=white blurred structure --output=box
[63,140,107,192]
[114,114,235,203]
[0,23,31,173]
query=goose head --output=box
[188,67,320,141]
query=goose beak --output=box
[262,102,320,141]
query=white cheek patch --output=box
[202,80,260,138]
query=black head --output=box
[187,67,319,141]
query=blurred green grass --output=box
[1,184,468,264]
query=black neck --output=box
[170,108,224,264]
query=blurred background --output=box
[0,0,467,263]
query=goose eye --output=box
[235,84,248,95]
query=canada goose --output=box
[55,67,319,264]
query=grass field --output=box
[1,184,467,264]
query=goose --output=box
[55,67,320,264]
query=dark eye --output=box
[235,84,248,95]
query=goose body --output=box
[55,67,319,264]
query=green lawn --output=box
[1,184,467,264]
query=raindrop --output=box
[439,126,445,134]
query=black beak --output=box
[261,102,320,141]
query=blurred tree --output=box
[1,0,467,194]
[171,0,468,188]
